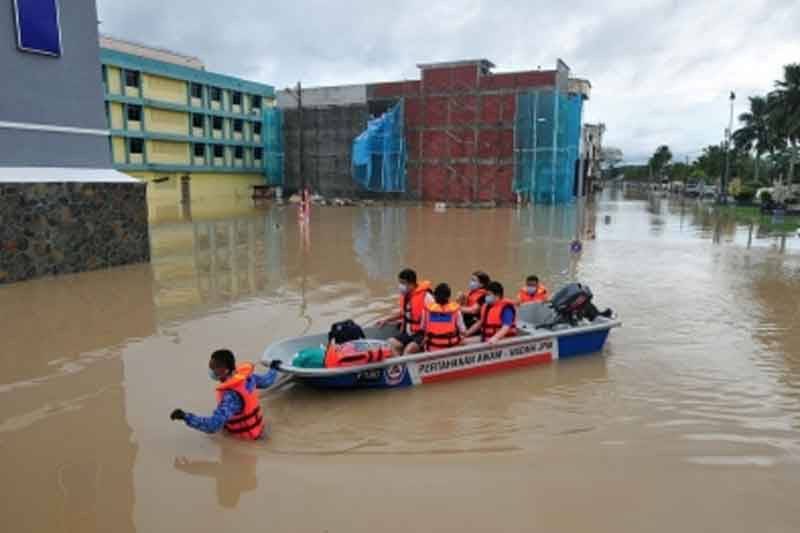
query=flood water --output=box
[2,188,799,532]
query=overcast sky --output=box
[97,0,800,164]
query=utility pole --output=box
[575,128,586,243]
[297,81,305,194]
[721,91,735,204]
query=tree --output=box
[733,96,772,181]
[769,63,800,183]
[695,145,726,181]
[648,145,672,178]
[670,162,691,181]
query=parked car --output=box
[684,184,702,198]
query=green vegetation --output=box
[616,63,800,191]
[720,204,800,233]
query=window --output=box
[254,147,263,160]
[213,144,224,158]
[129,138,143,154]
[210,87,222,101]
[212,116,223,130]
[191,83,203,99]
[127,104,142,122]
[251,95,262,109]
[232,92,242,106]
[192,114,204,129]
[253,122,262,135]
[125,70,140,88]
[193,143,205,158]
[234,146,244,159]
[233,119,243,133]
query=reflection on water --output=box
[173,447,258,508]
[1,189,799,533]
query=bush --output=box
[759,190,773,204]
[734,186,756,205]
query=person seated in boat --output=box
[423,283,467,352]
[170,349,280,440]
[375,268,433,356]
[464,281,517,344]
[457,271,490,328]
[517,275,549,305]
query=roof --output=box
[0,167,142,183]
[100,49,275,97]
[99,35,205,70]
[417,59,496,70]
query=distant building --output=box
[581,123,605,194]
[99,36,282,205]
[279,59,591,204]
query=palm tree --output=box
[733,96,771,182]
[769,63,800,183]
[648,145,672,179]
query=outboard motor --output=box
[542,283,609,328]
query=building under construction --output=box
[277,58,591,204]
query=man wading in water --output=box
[170,349,281,440]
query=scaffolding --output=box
[513,90,582,204]
[263,106,284,186]
[352,101,406,192]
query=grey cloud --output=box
[96,0,800,164]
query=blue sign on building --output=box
[14,0,62,56]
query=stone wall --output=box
[0,183,150,284]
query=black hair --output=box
[433,283,451,305]
[526,275,539,284]
[398,268,417,284]
[487,281,504,297]
[472,271,490,287]
[211,349,236,372]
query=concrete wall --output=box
[276,84,366,109]
[0,0,110,167]
[0,181,150,284]
[282,104,370,196]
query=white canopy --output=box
[0,167,141,183]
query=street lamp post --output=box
[721,91,735,204]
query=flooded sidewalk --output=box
[2,189,799,532]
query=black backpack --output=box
[328,319,365,345]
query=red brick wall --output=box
[368,64,555,202]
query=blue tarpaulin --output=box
[514,90,582,204]
[262,107,284,186]
[352,101,406,192]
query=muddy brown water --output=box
[2,188,799,532]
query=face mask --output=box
[469,280,480,291]
[208,369,219,381]
[485,294,497,304]
[398,283,408,294]
[527,285,537,295]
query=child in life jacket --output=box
[517,275,549,304]
[423,283,467,351]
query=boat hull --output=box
[269,321,615,390]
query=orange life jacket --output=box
[324,340,393,368]
[518,284,549,303]
[399,280,431,334]
[424,301,462,351]
[215,363,264,440]
[480,299,518,341]
[466,287,487,308]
